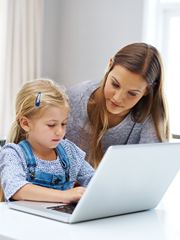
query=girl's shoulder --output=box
[1,143,25,158]
[0,143,27,167]
[1,142,23,153]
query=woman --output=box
[65,43,170,169]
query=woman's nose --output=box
[113,89,124,102]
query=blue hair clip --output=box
[35,92,41,106]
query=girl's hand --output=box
[61,186,86,203]
[12,183,86,203]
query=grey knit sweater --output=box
[65,80,160,166]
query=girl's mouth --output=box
[52,139,60,142]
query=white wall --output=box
[42,0,144,88]
[42,0,60,81]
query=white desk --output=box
[1,172,180,240]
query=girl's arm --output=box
[12,183,86,203]
[0,143,86,202]
[61,139,95,188]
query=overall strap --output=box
[55,143,70,181]
[55,143,70,169]
[18,141,71,189]
[18,140,36,167]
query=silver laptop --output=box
[8,142,180,224]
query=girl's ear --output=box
[19,116,31,132]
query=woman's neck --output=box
[89,88,100,103]
[107,112,128,128]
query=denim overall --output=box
[18,140,70,190]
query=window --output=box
[143,0,180,140]
[0,0,8,141]
[0,0,7,87]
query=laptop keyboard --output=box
[47,202,78,214]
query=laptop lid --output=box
[8,142,180,223]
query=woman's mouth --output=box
[109,99,122,108]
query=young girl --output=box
[0,79,95,202]
[65,43,170,168]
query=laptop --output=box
[8,142,180,224]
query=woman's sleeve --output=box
[0,144,30,201]
[139,117,161,144]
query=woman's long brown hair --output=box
[84,43,170,169]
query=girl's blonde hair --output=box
[0,177,5,202]
[85,43,170,168]
[7,78,69,144]
[1,79,69,201]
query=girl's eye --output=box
[48,124,55,127]
[61,123,67,126]
[128,92,137,97]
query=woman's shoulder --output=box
[66,80,101,99]
[66,80,101,113]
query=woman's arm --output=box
[12,183,86,203]
[139,116,161,144]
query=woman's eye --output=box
[128,92,137,97]
[61,123,67,126]
[112,80,119,88]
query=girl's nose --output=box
[56,127,63,136]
